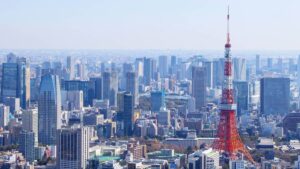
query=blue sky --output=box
[0,0,299,50]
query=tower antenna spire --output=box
[227,4,230,45]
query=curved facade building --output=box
[38,74,61,145]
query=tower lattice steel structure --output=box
[212,5,254,163]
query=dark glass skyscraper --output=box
[38,74,61,145]
[233,81,249,117]
[117,92,134,136]
[192,66,207,110]
[260,77,290,115]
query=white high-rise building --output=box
[56,125,90,169]
[0,104,9,128]
[233,58,246,81]
[22,108,38,146]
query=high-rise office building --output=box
[66,56,74,80]
[38,74,62,145]
[19,130,35,162]
[126,72,138,105]
[256,55,260,75]
[260,77,290,115]
[121,63,133,90]
[22,108,38,146]
[76,62,86,80]
[151,91,164,112]
[213,58,225,87]
[267,58,273,69]
[57,126,90,169]
[233,81,249,117]
[0,104,9,128]
[1,56,30,109]
[102,71,118,106]
[204,61,213,88]
[143,58,153,86]
[89,77,102,100]
[159,55,168,78]
[233,58,246,81]
[192,66,207,110]
[170,55,177,75]
[117,92,134,136]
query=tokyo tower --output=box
[212,5,254,163]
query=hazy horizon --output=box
[1,0,300,50]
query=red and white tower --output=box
[212,6,254,163]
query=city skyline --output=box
[1,0,300,50]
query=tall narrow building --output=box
[256,55,260,75]
[126,72,138,105]
[117,92,134,136]
[143,58,153,86]
[233,58,246,81]
[66,56,74,80]
[102,71,118,106]
[192,66,207,110]
[159,55,168,78]
[56,126,90,169]
[38,74,62,145]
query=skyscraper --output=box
[204,61,213,88]
[19,130,35,162]
[151,90,164,112]
[256,55,260,75]
[159,55,168,78]
[233,58,246,81]
[126,72,138,105]
[66,56,74,80]
[1,56,30,109]
[102,71,118,106]
[260,77,290,115]
[38,74,62,145]
[143,58,153,86]
[233,81,249,117]
[22,108,38,146]
[0,104,9,128]
[117,92,134,136]
[89,77,102,100]
[121,63,133,90]
[192,66,207,110]
[57,126,90,169]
